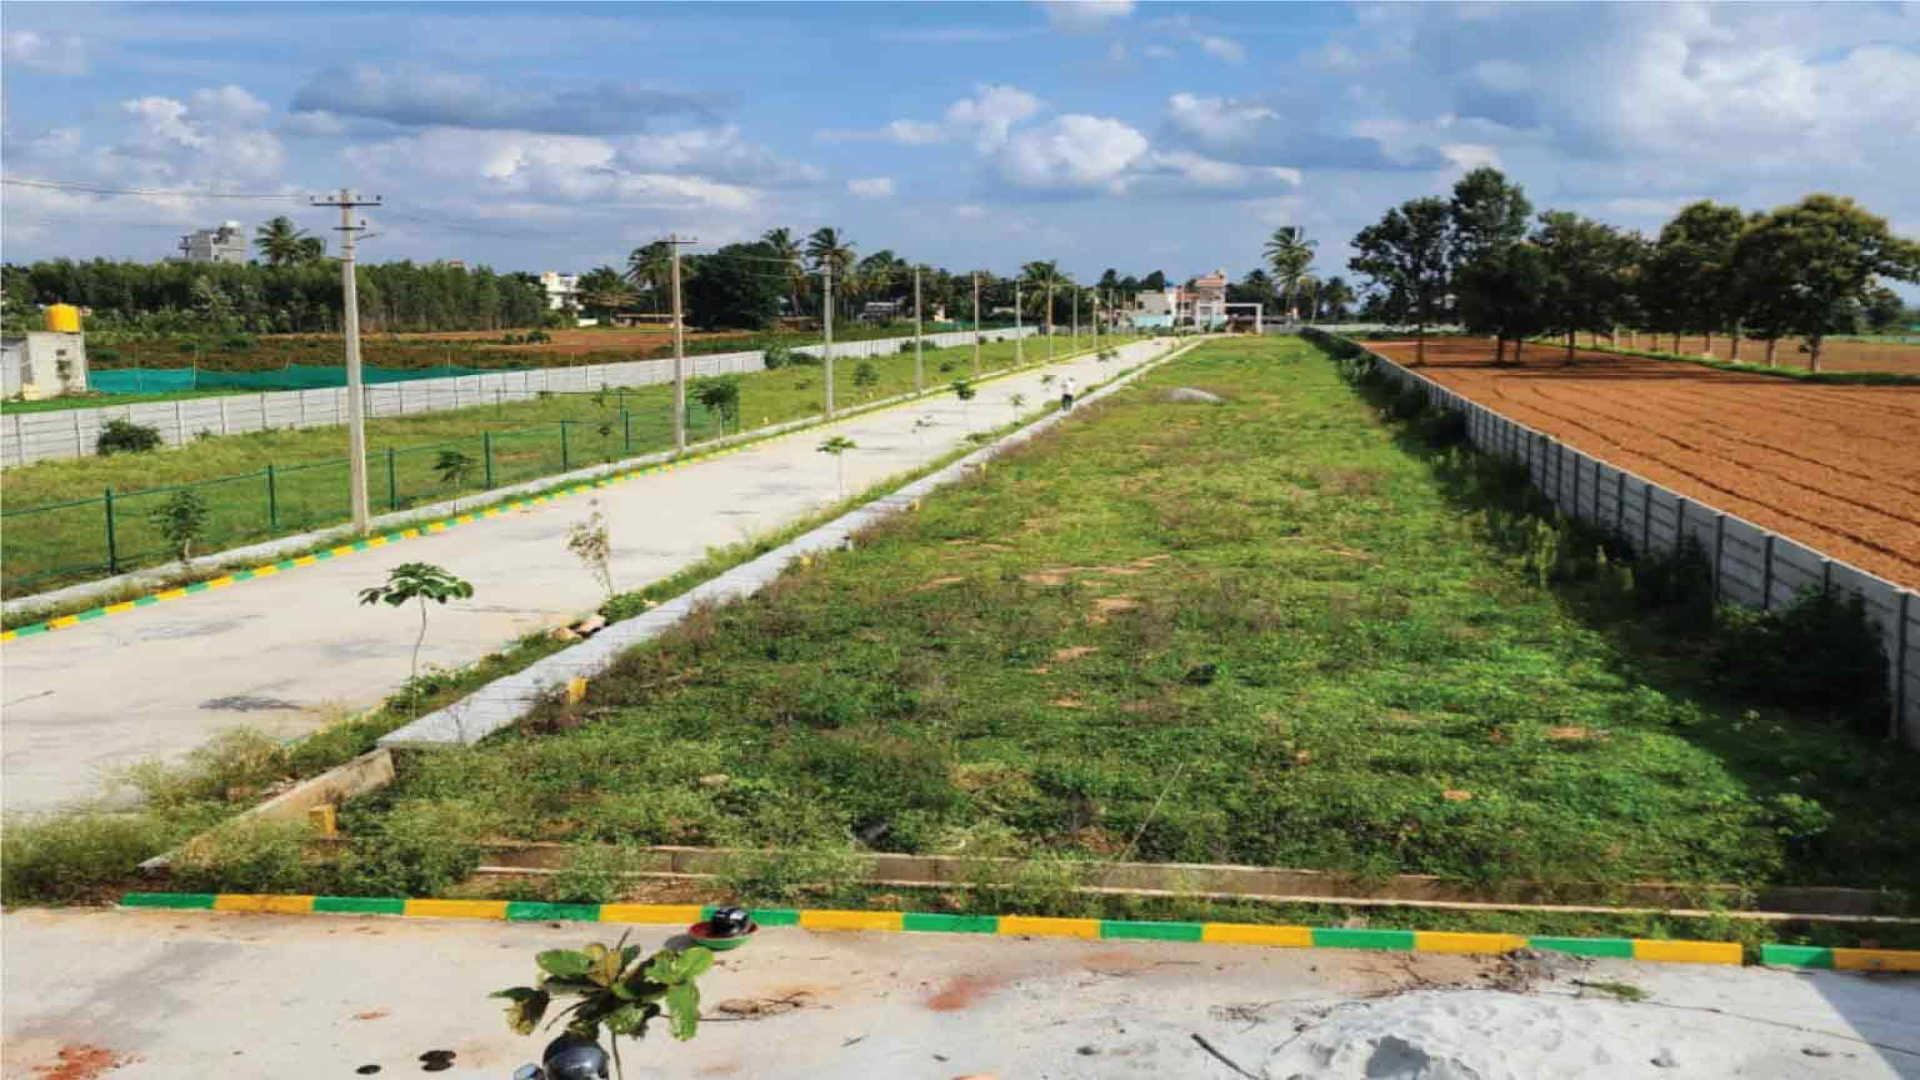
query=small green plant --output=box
[550,842,643,904]
[97,418,162,455]
[358,562,475,682]
[762,342,793,370]
[150,489,211,564]
[691,375,741,435]
[170,817,314,895]
[1041,373,1056,391]
[434,449,476,486]
[853,359,880,395]
[337,798,496,896]
[567,498,615,599]
[493,936,712,1077]
[911,414,936,451]
[817,435,857,498]
[1009,392,1028,418]
[951,377,977,426]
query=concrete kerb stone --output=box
[379,337,1197,748]
[1,336,1106,628]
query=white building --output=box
[539,271,580,312]
[178,222,248,264]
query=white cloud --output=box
[885,119,945,145]
[1197,34,1246,64]
[1165,93,1275,147]
[848,176,895,199]
[1439,143,1500,171]
[2,31,88,75]
[952,204,988,219]
[618,125,819,186]
[117,85,284,182]
[996,115,1149,192]
[1037,1,1134,33]
[944,84,1045,152]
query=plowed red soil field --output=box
[1371,338,1920,590]
[1616,332,1920,375]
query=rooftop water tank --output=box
[46,304,81,334]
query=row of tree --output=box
[1347,168,1920,369]
[1,256,551,336]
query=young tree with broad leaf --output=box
[1349,199,1451,363]
[493,935,712,1079]
[359,562,474,683]
[817,435,857,498]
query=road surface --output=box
[0,339,1174,813]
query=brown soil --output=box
[34,1046,130,1080]
[1606,332,1920,376]
[1374,339,1920,589]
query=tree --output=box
[1263,226,1316,320]
[1455,242,1552,363]
[1535,211,1638,361]
[626,242,674,313]
[1319,276,1356,321]
[254,216,314,268]
[1729,195,1920,371]
[1863,285,1906,332]
[1643,200,1746,354]
[683,242,785,330]
[151,489,211,564]
[491,936,713,1076]
[1447,166,1532,271]
[760,228,806,316]
[358,562,475,684]
[816,435,857,498]
[566,499,614,600]
[805,227,856,318]
[1021,260,1068,330]
[691,374,741,432]
[1140,270,1166,291]
[1349,198,1450,362]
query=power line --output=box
[1,176,306,200]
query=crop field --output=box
[1373,338,1920,590]
[1622,333,1920,376]
[1,336,1059,597]
[334,336,1920,898]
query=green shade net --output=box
[89,362,523,395]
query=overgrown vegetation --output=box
[336,335,1918,903]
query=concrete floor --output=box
[0,339,1172,813]
[2,908,1915,1079]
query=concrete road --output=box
[3,908,1915,1079]
[0,339,1174,813]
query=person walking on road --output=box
[1059,374,1077,412]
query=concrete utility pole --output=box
[1046,277,1054,363]
[1092,290,1100,352]
[1072,289,1079,344]
[312,188,381,535]
[662,234,697,452]
[972,272,981,378]
[913,265,924,393]
[822,260,835,418]
[1014,281,1023,366]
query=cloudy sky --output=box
[3,1,1917,289]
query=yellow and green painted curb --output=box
[116,893,1775,968]
[1759,943,1920,973]
[3,344,1127,644]
[0,450,737,644]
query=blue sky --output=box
[4,1,1918,292]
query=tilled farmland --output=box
[1372,338,1920,590]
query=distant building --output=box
[176,222,248,264]
[1131,288,1178,329]
[442,259,467,271]
[1188,270,1230,329]
[539,271,580,312]
[860,300,904,322]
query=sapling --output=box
[816,435,857,498]
[568,498,615,599]
[1009,391,1027,419]
[911,414,936,452]
[951,377,977,427]
[358,562,474,684]
[853,359,880,398]
[493,934,712,1080]
[151,489,210,564]
[435,449,476,486]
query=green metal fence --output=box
[2,402,719,597]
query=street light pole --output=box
[913,265,924,394]
[312,188,381,535]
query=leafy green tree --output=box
[816,435,857,497]
[254,216,316,268]
[683,243,784,330]
[1447,166,1533,271]
[358,562,475,683]
[691,374,741,432]
[1730,195,1920,371]
[625,242,674,313]
[567,498,615,599]
[1862,285,1907,333]
[151,489,211,563]
[760,227,806,316]
[1453,242,1552,364]
[1535,211,1639,360]
[1349,199,1450,362]
[1318,276,1356,321]
[1643,200,1746,354]
[1263,226,1316,320]
[434,449,476,486]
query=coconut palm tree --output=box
[296,235,326,262]
[806,227,856,318]
[1020,260,1069,333]
[626,242,674,313]
[761,227,806,316]
[254,216,313,268]
[1263,226,1317,320]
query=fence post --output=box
[1571,450,1581,521]
[221,397,231,435]
[267,463,279,530]
[622,408,631,455]
[260,393,269,431]
[560,421,570,471]
[1896,591,1911,743]
[1761,534,1775,611]
[1712,511,1725,601]
[1675,498,1688,557]
[72,410,83,458]
[1641,483,1652,553]
[104,488,119,576]
[175,400,186,446]
[1615,471,1626,535]
[387,447,398,511]
[484,432,494,488]
[300,391,308,428]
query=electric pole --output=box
[661,234,697,453]
[1072,288,1079,345]
[1046,276,1054,363]
[972,271,981,378]
[1091,290,1099,352]
[913,265,924,394]
[312,188,381,535]
[1014,281,1023,366]
[822,259,835,418]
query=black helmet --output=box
[540,1034,610,1080]
[708,906,752,938]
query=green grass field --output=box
[345,335,1919,898]
[2,336,1083,596]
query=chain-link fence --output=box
[1,401,718,596]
